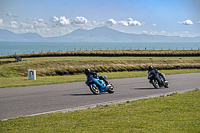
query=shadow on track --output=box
[64,93,94,96]
[133,87,158,90]
[64,92,113,96]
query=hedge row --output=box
[1,50,200,58]
[54,66,200,76]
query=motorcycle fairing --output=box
[86,75,109,92]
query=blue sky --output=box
[0,0,199,37]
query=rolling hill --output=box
[0,29,44,42]
[0,27,200,42]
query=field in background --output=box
[0,56,200,77]
[0,50,199,88]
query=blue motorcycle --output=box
[85,72,114,95]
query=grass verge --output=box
[0,89,199,132]
[0,69,200,88]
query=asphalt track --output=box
[1,73,200,120]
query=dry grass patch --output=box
[0,56,200,77]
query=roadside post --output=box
[28,70,36,80]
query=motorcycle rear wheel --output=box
[89,83,100,95]
[152,79,159,89]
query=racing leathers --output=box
[86,71,109,86]
[148,68,165,83]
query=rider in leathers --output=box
[148,66,165,83]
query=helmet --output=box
[148,66,154,71]
[84,68,91,75]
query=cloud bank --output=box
[106,18,141,26]
[1,12,199,37]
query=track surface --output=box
[1,73,200,120]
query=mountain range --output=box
[0,27,200,42]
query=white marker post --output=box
[28,70,36,80]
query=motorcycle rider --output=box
[148,66,165,83]
[84,68,111,88]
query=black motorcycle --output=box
[148,69,169,89]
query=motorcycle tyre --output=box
[164,82,169,88]
[108,84,114,94]
[89,83,100,95]
[152,79,159,89]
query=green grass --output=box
[0,69,200,88]
[1,89,199,132]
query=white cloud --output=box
[128,20,141,26]
[118,20,129,26]
[0,18,3,26]
[59,16,70,26]
[127,18,133,21]
[9,21,18,29]
[106,18,117,26]
[36,19,44,22]
[91,21,100,25]
[19,22,34,29]
[7,12,12,16]
[197,20,200,24]
[142,30,198,37]
[49,16,141,28]
[50,16,89,27]
[86,21,103,27]
[178,31,196,37]
[153,24,156,26]
[17,19,47,30]
[143,30,172,36]
[50,16,70,26]
[179,19,193,25]
[33,21,46,28]
[127,18,141,26]
[107,18,141,26]
[6,12,17,20]
[142,31,148,34]
[50,16,59,23]
[71,16,88,25]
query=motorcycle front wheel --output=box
[108,84,114,93]
[89,83,100,95]
[164,81,169,88]
[152,79,159,89]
